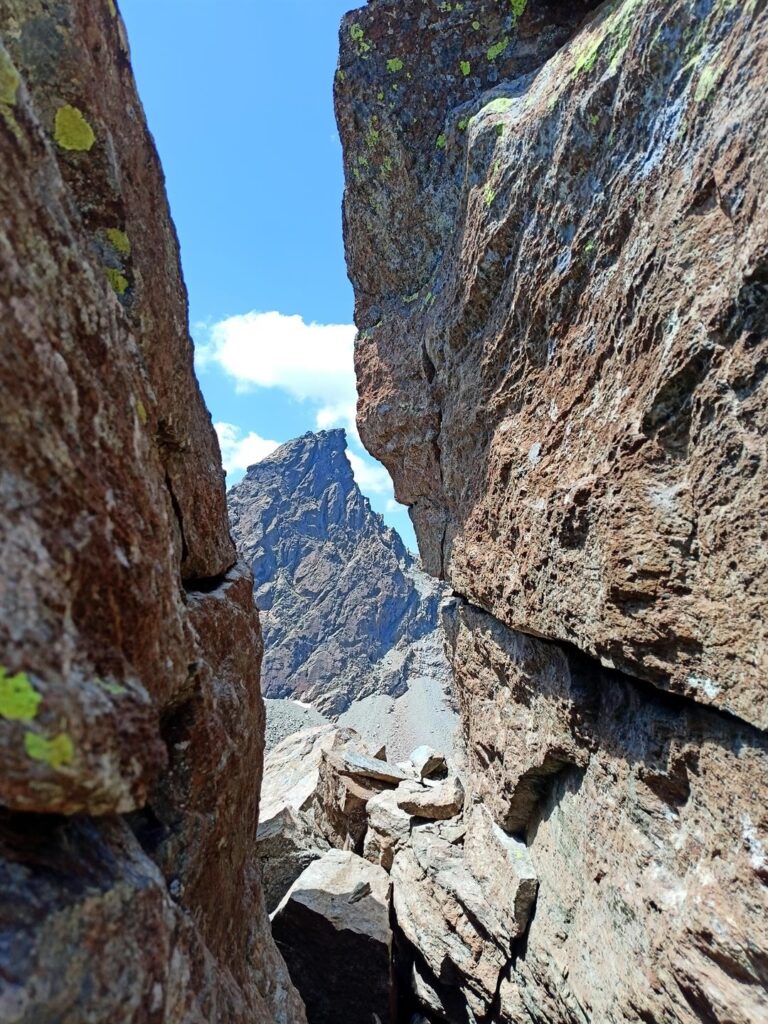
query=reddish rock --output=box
[338,0,768,728]
[0,2,304,1020]
[444,600,768,1023]
[337,0,768,1020]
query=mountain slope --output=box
[228,431,456,749]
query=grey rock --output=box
[410,746,448,780]
[255,806,330,914]
[464,804,538,938]
[364,786,416,871]
[391,815,538,1020]
[228,430,455,724]
[396,775,464,821]
[271,850,393,1024]
[332,749,409,785]
[257,725,363,910]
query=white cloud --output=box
[346,450,394,497]
[198,312,357,429]
[215,422,280,475]
[315,400,360,442]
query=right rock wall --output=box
[336,1,768,1020]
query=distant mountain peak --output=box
[228,430,452,719]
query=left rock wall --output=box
[0,2,305,1020]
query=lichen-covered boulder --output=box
[337,1,768,1021]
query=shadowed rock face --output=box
[337,0,768,1020]
[0,2,304,1020]
[229,429,453,718]
[337,0,768,728]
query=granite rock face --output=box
[337,0,768,727]
[0,2,303,1020]
[337,0,768,1020]
[229,429,458,755]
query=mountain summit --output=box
[228,430,456,754]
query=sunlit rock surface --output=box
[337,0,768,1020]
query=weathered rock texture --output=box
[229,429,458,756]
[271,849,394,1024]
[337,0,768,1020]
[0,2,303,1020]
[337,0,768,726]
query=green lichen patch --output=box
[386,58,404,73]
[510,0,527,16]
[54,105,95,151]
[97,677,128,695]
[107,0,117,15]
[24,731,75,769]
[136,399,148,425]
[105,267,129,294]
[458,117,469,132]
[350,23,372,55]
[460,60,471,76]
[482,97,514,116]
[487,37,510,61]
[0,667,42,722]
[436,133,447,149]
[0,51,20,107]
[573,37,602,74]
[483,182,497,207]
[695,58,723,102]
[106,227,131,256]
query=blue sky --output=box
[119,0,416,550]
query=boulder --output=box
[409,746,448,781]
[257,725,364,908]
[332,749,409,785]
[0,2,304,1020]
[391,817,538,1020]
[396,775,464,821]
[315,751,391,851]
[364,785,417,870]
[260,724,362,824]
[271,850,393,1024]
[256,806,330,913]
[464,805,538,937]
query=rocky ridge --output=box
[229,429,459,758]
[0,3,304,1021]
[336,1,768,1022]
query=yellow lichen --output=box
[0,51,20,106]
[24,731,75,769]
[106,227,131,256]
[105,267,129,294]
[0,667,42,722]
[54,105,96,152]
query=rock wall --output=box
[0,2,304,1020]
[336,0,768,1021]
